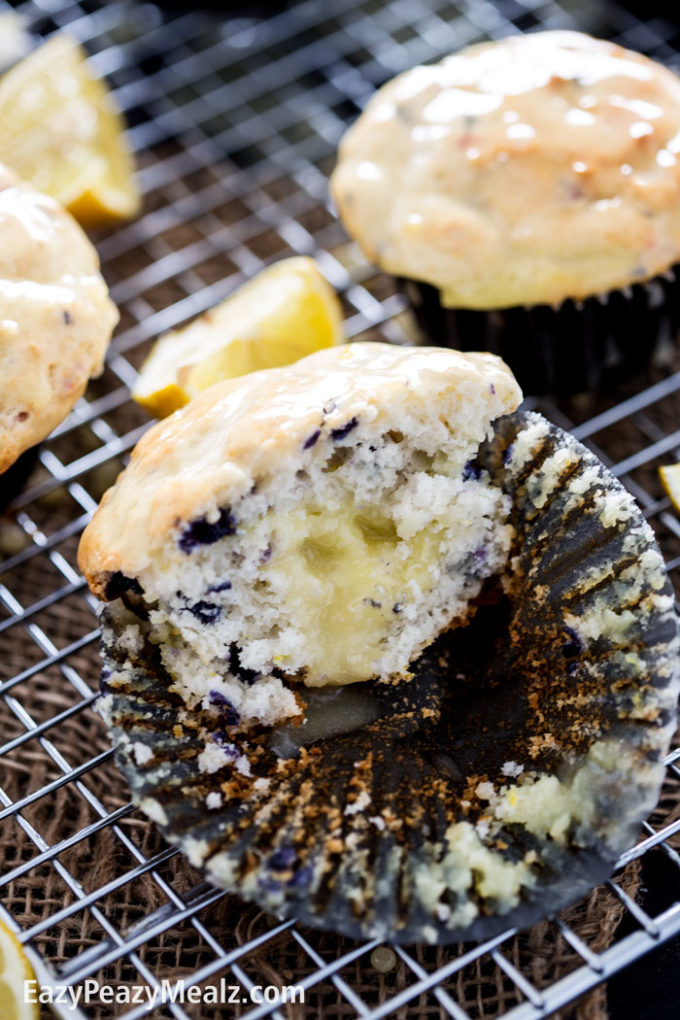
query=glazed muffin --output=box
[331,31,680,394]
[79,341,521,722]
[79,345,679,942]
[0,163,118,477]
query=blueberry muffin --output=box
[331,31,680,394]
[79,341,521,720]
[0,163,118,477]
[79,344,678,942]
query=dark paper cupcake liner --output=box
[402,268,680,397]
[98,411,679,944]
[0,445,41,510]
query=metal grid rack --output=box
[2,0,680,1017]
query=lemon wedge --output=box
[659,463,680,511]
[0,33,140,227]
[0,919,39,1020]
[133,256,344,417]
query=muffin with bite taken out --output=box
[78,341,679,943]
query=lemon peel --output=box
[133,256,344,418]
[0,919,39,1020]
[659,463,680,512]
[0,33,140,227]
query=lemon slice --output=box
[133,256,344,417]
[0,12,31,74]
[0,33,140,227]
[659,463,680,511]
[0,919,39,1020]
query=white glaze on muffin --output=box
[0,163,118,473]
[79,342,521,704]
[330,31,680,309]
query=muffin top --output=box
[0,164,118,473]
[330,31,680,309]
[78,341,521,592]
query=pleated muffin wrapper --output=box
[0,446,41,509]
[402,268,680,397]
[98,411,680,944]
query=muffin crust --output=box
[79,342,520,588]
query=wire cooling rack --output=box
[2,0,680,1017]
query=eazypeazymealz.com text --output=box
[25,978,305,1008]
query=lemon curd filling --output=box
[267,500,475,685]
